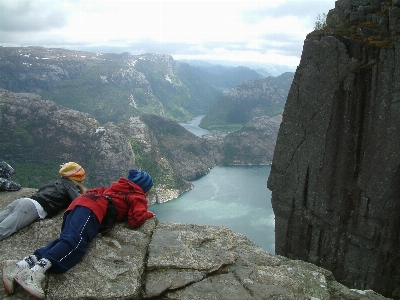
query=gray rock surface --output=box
[138,114,221,182]
[0,89,135,188]
[0,87,284,205]
[223,115,282,165]
[0,189,389,299]
[0,90,204,202]
[268,1,400,298]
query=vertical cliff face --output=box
[267,0,400,298]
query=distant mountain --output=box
[200,72,294,131]
[0,47,266,124]
[180,64,264,92]
[0,47,294,191]
[0,89,220,200]
[179,59,296,77]
[1,88,279,195]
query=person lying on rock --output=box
[0,161,21,191]
[2,168,155,300]
[0,162,86,241]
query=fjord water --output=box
[150,116,275,253]
[150,165,275,253]
[178,115,211,137]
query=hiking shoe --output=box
[2,260,20,294]
[15,268,45,300]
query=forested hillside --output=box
[0,47,264,124]
[200,72,294,131]
[0,46,293,194]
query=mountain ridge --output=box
[1,88,279,201]
[0,46,269,124]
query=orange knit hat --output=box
[59,162,86,182]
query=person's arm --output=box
[127,194,154,227]
[84,187,106,196]
[66,184,81,200]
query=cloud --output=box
[0,0,336,67]
[243,0,332,22]
[0,1,68,32]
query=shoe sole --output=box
[2,277,13,295]
[2,261,15,295]
[14,275,44,300]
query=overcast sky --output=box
[0,0,336,68]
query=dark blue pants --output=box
[34,206,99,273]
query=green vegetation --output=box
[36,53,240,124]
[200,94,284,132]
[223,142,259,165]
[129,138,184,189]
[205,124,243,133]
[140,114,188,137]
[199,73,292,132]
[0,48,293,191]
[315,7,393,50]
[223,139,265,165]
[314,13,327,30]
[0,49,278,126]
[12,161,61,189]
[41,63,145,123]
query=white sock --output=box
[31,258,52,273]
[16,255,38,269]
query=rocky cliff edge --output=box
[268,0,400,298]
[0,189,388,300]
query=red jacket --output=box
[66,177,154,228]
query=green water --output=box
[150,165,274,253]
